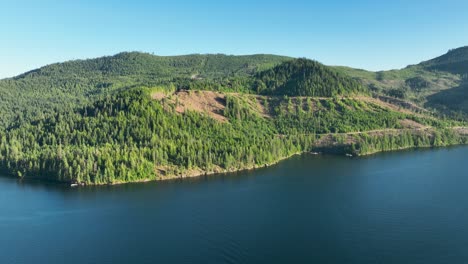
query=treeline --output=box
[0,88,314,184]
[311,129,468,156]
[353,129,468,155]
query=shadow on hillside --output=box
[425,79,468,118]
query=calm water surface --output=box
[1,147,468,264]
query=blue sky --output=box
[1,0,468,78]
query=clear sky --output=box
[1,0,468,78]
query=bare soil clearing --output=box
[153,90,228,122]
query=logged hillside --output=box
[0,53,291,129]
[421,47,468,116]
[334,64,461,106]
[335,46,468,119]
[0,53,370,130]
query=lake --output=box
[1,146,468,264]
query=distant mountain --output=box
[416,47,468,116]
[335,46,468,119]
[17,52,292,80]
[420,46,468,74]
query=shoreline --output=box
[2,140,467,187]
[80,142,468,186]
[106,152,305,186]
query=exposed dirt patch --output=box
[314,134,357,147]
[254,97,271,117]
[314,127,434,149]
[356,96,415,114]
[453,127,468,135]
[151,92,167,100]
[240,94,272,118]
[170,90,227,122]
[375,95,429,113]
[399,119,427,129]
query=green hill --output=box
[254,59,365,97]
[18,52,292,79]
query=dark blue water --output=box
[1,146,468,264]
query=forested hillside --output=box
[0,51,467,185]
[1,87,466,185]
[0,53,291,128]
[0,52,366,129]
[421,46,468,74]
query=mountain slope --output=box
[421,46,468,74]
[420,47,468,117]
[335,46,468,118]
[0,53,365,130]
[0,53,291,129]
[17,52,292,80]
